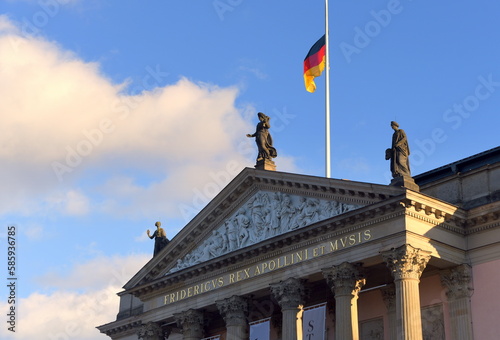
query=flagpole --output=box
[325,0,331,178]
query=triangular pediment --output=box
[168,190,363,273]
[124,168,405,289]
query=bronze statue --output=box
[386,121,411,178]
[246,112,277,161]
[147,221,169,256]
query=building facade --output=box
[98,147,500,340]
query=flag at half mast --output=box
[303,34,326,93]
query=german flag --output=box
[303,35,326,93]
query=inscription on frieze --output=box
[163,229,372,305]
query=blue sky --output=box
[0,0,499,339]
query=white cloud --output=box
[36,253,150,291]
[0,253,149,340]
[0,15,298,228]
[0,287,120,340]
[45,190,90,216]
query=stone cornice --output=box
[465,201,500,234]
[96,319,142,338]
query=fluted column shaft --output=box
[216,295,249,340]
[440,264,474,340]
[174,309,204,340]
[323,262,365,340]
[381,284,397,340]
[270,277,306,340]
[382,244,431,340]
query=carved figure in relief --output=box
[278,194,295,233]
[291,197,307,230]
[267,193,281,237]
[235,210,251,247]
[208,230,225,257]
[303,198,321,226]
[225,220,239,251]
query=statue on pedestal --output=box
[147,221,169,256]
[386,121,419,191]
[386,121,411,178]
[246,112,277,170]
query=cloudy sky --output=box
[0,1,499,339]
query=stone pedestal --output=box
[381,284,397,340]
[174,309,205,340]
[255,158,276,171]
[323,262,365,340]
[391,175,420,192]
[270,277,306,340]
[216,295,249,340]
[382,244,431,340]
[440,264,474,340]
[137,322,164,340]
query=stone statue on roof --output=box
[246,112,277,171]
[146,221,169,256]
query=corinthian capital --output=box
[216,295,249,327]
[440,264,473,300]
[270,277,306,310]
[173,309,204,339]
[382,244,431,281]
[137,322,164,340]
[322,262,366,297]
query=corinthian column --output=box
[174,309,204,340]
[323,262,366,340]
[382,244,431,340]
[270,277,306,340]
[440,264,474,340]
[216,295,249,340]
[137,322,164,340]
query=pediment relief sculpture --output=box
[168,190,362,273]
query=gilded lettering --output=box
[243,268,251,278]
[180,290,186,299]
[296,251,303,261]
[364,229,372,240]
[164,295,169,304]
[349,234,356,245]
[205,282,211,291]
[217,277,224,287]
[284,255,290,266]
[340,237,347,247]
[262,262,268,272]
[194,285,200,295]
[330,240,338,251]
[254,265,261,275]
[277,257,283,268]
[229,273,235,283]
[269,260,276,271]
[313,247,319,257]
[187,287,193,297]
